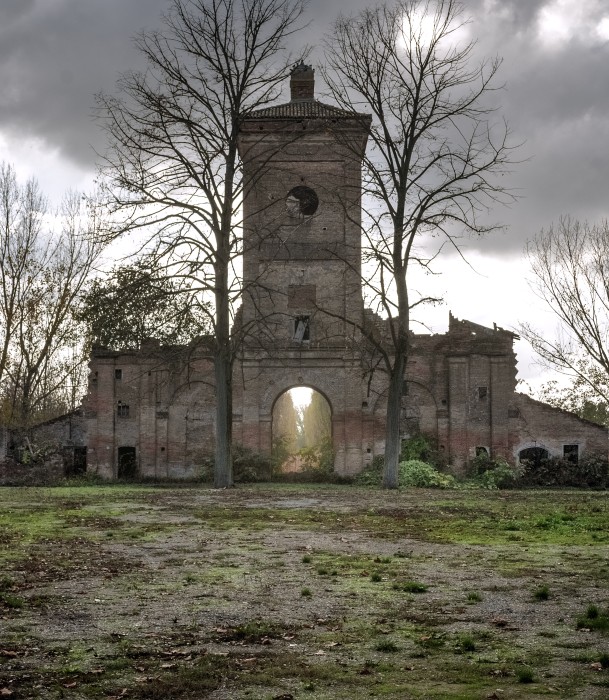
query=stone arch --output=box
[271,385,333,473]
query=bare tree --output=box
[520,217,609,406]
[0,164,102,432]
[97,0,306,488]
[323,0,515,487]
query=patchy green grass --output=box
[1,483,609,698]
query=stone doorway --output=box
[118,446,137,479]
[271,387,333,473]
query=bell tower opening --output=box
[272,387,332,473]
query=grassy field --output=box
[1,483,609,699]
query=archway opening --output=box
[272,387,333,473]
[519,446,549,468]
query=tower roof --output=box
[243,63,370,122]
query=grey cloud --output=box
[1,0,608,255]
[0,0,170,166]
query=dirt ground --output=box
[1,483,609,699]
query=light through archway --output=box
[272,387,332,473]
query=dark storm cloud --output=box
[1,0,608,253]
[0,0,170,165]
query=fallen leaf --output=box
[490,618,508,628]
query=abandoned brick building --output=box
[9,65,606,479]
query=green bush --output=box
[400,434,444,467]
[232,445,273,483]
[354,456,455,488]
[468,455,522,490]
[353,455,384,486]
[518,454,609,488]
[399,460,456,489]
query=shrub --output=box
[232,445,273,483]
[518,455,609,489]
[353,455,384,487]
[399,460,456,489]
[400,434,444,468]
[468,456,522,490]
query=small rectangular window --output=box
[293,315,310,342]
[478,386,488,400]
[563,444,579,464]
[117,403,130,418]
[115,369,122,381]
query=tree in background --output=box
[520,218,609,409]
[77,260,211,351]
[271,391,299,467]
[97,0,306,488]
[300,390,333,471]
[324,0,515,487]
[537,375,609,427]
[0,164,102,432]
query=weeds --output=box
[577,604,609,631]
[401,581,428,593]
[457,634,476,652]
[516,666,535,683]
[533,584,550,601]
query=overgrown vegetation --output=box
[1,484,609,698]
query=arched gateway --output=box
[272,387,332,472]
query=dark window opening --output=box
[117,403,130,418]
[115,368,122,381]
[64,446,87,477]
[519,446,549,468]
[478,386,488,400]
[476,446,489,457]
[117,446,137,480]
[294,316,310,342]
[563,444,579,464]
[441,399,447,406]
[286,185,319,216]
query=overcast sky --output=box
[1,0,608,389]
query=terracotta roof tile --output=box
[244,99,369,121]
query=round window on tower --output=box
[286,186,319,217]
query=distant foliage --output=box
[518,455,609,489]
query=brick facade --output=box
[76,67,609,478]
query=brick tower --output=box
[233,64,373,473]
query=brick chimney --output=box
[290,63,315,101]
